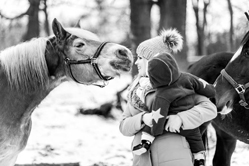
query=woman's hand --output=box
[165,115,182,133]
[142,113,153,127]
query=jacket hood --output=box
[148,53,180,88]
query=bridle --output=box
[220,69,249,109]
[62,41,113,88]
[218,12,249,109]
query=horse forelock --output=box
[229,46,243,63]
[229,31,249,63]
[240,30,249,46]
[65,28,100,41]
[0,38,49,92]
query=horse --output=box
[0,18,133,166]
[188,30,249,166]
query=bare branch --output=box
[0,11,28,20]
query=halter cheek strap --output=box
[91,42,113,81]
[62,41,113,87]
[220,69,249,109]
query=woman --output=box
[119,29,217,166]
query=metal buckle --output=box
[91,58,97,65]
[239,100,248,107]
[64,58,70,65]
[235,84,246,94]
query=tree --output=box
[43,0,50,36]
[23,0,40,41]
[0,0,50,41]
[130,0,188,76]
[158,0,187,70]
[192,0,210,56]
[129,0,152,76]
[227,0,234,51]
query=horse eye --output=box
[75,43,85,48]
[245,50,249,57]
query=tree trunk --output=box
[130,0,152,77]
[23,0,40,41]
[192,0,210,56]
[227,0,234,51]
[158,0,188,71]
[43,0,50,36]
[192,0,202,56]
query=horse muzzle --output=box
[111,48,133,72]
[110,59,133,72]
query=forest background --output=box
[0,0,249,166]
[1,0,249,71]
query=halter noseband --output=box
[63,41,113,88]
[220,69,249,109]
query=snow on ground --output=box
[15,74,249,166]
[206,125,249,166]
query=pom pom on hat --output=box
[161,28,183,54]
[136,28,183,60]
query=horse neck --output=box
[0,72,51,125]
[0,71,52,163]
[0,52,63,126]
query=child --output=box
[133,53,215,166]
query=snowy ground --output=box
[15,74,249,166]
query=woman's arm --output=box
[119,103,145,137]
[177,94,217,130]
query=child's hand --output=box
[142,113,153,127]
[165,115,182,133]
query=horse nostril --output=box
[117,49,128,57]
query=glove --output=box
[142,113,153,127]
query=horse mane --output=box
[0,38,49,92]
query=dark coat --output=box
[148,53,216,136]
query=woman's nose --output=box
[135,59,138,65]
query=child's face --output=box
[135,55,148,77]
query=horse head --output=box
[214,30,249,114]
[46,18,133,87]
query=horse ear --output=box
[74,20,81,28]
[52,18,69,40]
[245,11,249,21]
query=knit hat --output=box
[136,29,183,60]
[148,53,180,88]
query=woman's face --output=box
[135,55,148,77]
